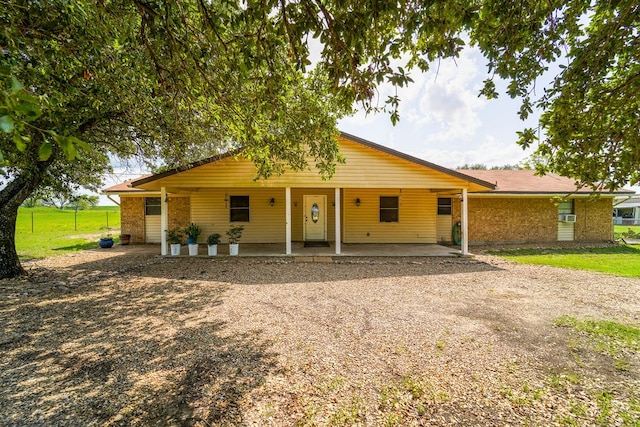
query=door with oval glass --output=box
[303,195,327,241]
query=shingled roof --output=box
[458,169,634,194]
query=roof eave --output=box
[469,191,630,197]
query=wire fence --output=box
[17,208,121,234]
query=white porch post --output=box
[334,187,341,255]
[461,188,469,255]
[285,187,292,255]
[160,186,168,256]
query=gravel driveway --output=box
[1,250,639,426]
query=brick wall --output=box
[120,197,145,244]
[467,198,557,243]
[453,196,613,244]
[168,197,190,238]
[120,196,191,244]
[574,197,613,241]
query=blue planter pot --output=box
[99,237,114,248]
[187,237,196,245]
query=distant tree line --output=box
[22,192,99,210]
[456,163,532,170]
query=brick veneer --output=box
[453,196,613,244]
[168,196,191,242]
[573,197,613,241]
[119,196,191,244]
[120,197,145,244]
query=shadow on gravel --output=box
[38,255,502,286]
[455,299,638,386]
[0,278,279,426]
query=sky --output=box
[98,44,640,205]
[337,45,540,169]
[100,45,543,205]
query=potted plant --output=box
[226,225,244,256]
[166,228,182,256]
[99,235,114,248]
[206,233,222,256]
[99,228,114,248]
[183,223,201,256]
[119,234,131,245]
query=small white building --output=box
[614,195,640,225]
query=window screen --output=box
[380,196,399,222]
[230,196,250,222]
[145,197,161,216]
[437,198,452,215]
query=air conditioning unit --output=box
[558,214,577,223]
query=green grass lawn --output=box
[614,224,640,240]
[492,245,640,278]
[15,206,121,260]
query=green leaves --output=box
[1,67,90,162]
[38,140,53,161]
[473,0,640,189]
[0,115,13,133]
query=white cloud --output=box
[403,49,487,142]
[409,135,536,169]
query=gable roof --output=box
[103,175,153,193]
[340,132,495,190]
[458,169,634,195]
[123,132,496,191]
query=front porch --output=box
[157,242,461,257]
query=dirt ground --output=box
[1,249,639,426]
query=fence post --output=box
[106,211,109,229]
[75,208,78,231]
[31,211,34,233]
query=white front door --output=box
[304,195,327,241]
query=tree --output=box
[473,0,640,190]
[70,195,100,211]
[1,0,638,278]
[456,164,529,170]
[0,0,355,278]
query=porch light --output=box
[356,198,361,207]
[270,197,275,207]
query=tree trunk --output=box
[0,157,53,279]
[0,201,24,278]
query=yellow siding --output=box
[190,188,287,243]
[436,215,453,243]
[342,189,437,243]
[138,137,487,191]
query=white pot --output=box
[170,243,181,256]
[229,243,239,256]
[188,244,199,256]
[207,244,218,256]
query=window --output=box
[558,200,574,214]
[379,196,399,222]
[230,196,250,222]
[437,198,452,215]
[145,197,161,216]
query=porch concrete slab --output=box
[132,242,462,257]
[217,242,461,257]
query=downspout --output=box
[461,188,469,255]
[161,187,168,256]
[107,195,120,206]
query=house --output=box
[454,169,632,244]
[103,132,633,255]
[613,195,640,226]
